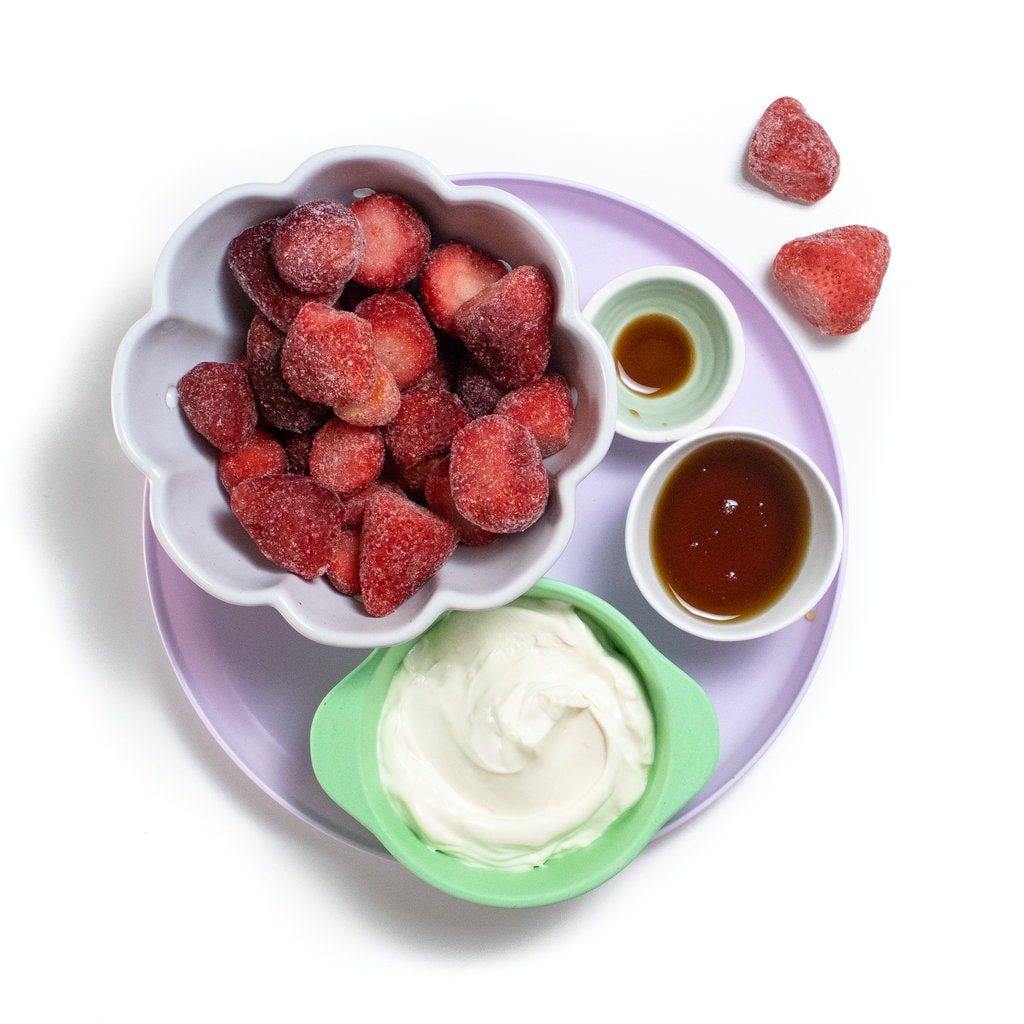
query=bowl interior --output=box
[112,147,616,647]
[584,265,744,443]
[625,428,843,642]
[310,578,720,907]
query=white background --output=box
[5,1,1020,1020]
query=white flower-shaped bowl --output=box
[111,147,617,647]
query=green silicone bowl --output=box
[310,578,719,907]
[584,265,744,443]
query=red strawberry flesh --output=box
[451,264,553,390]
[281,303,377,406]
[325,528,362,596]
[355,290,437,389]
[748,97,840,203]
[227,218,342,331]
[359,489,459,617]
[308,417,386,497]
[271,199,365,295]
[245,313,332,434]
[218,429,288,492]
[229,473,348,580]
[418,240,507,335]
[449,414,549,534]
[384,386,471,469]
[494,372,574,457]
[351,191,431,290]
[177,360,258,454]
[772,225,891,335]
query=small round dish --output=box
[625,427,843,642]
[583,265,744,442]
[111,146,617,648]
[309,578,720,907]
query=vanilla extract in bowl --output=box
[613,312,696,397]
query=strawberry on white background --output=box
[772,224,891,334]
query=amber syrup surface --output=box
[651,438,811,619]
[613,313,695,397]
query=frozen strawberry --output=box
[340,478,405,529]
[281,303,377,407]
[283,430,315,474]
[218,429,288,492]
[354,290,437,389]
[449,414,549,534]
[417,240,507,334]
[325,528,362,596]
[229,473,348,580]
[359,488,459,617]
[333,361,401,427]
[772,225,891,335]
[494,373,574,457]
[308,417,386,497]
[412,356,456,393]
[748,97,840,203]
[383,386,471,469]
[386,452,447,497]
[455,354,507,418]
[351,192,431,290]
[424,457,500,547]
[451,264,553,390]
[245,313,332,434]
[177,360,257,453]
[270,199,365,295]
[227,218,342,331]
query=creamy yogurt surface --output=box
[377,597,655,869]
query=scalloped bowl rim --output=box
[111,146,617,647]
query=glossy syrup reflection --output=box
[613,313,695,397]
[651,438,811,620]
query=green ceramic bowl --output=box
[310,578,719,907]
[584,265,744,443]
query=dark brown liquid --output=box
[651,438,811,620]
[613,313,695,397]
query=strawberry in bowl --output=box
[112,147,617,647]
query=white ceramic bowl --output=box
[625,426,843,641]
[112,146,617,647]
[583,265,744,442]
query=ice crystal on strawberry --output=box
[772,225,891,335]
[359,489,459,617]
[177,361,257,454]
[271,199,365,295]
[418,240,507,335]
[351,192,431,290]
[449,414,549,534]
[452,264,553,389]
[281,303,377,406]
[229,474,348,580]
[228,219,342,331]
[748,97,840,203]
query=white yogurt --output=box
[377,597,655,869]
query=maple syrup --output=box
[613,313,695,397]
[651,438,811,620]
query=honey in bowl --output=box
[613,313,695,398]
[650,437,811,621]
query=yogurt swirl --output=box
[377,597,655,869]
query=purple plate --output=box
[143,174,846,854]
